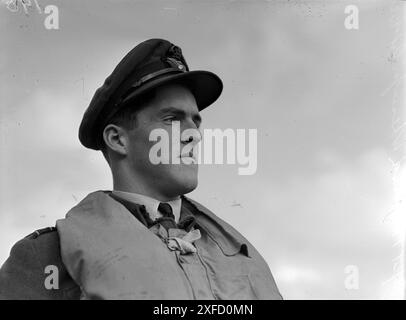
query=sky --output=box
[1,0,405,299]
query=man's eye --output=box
[163,116,176,122]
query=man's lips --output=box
[179,151,197,163]
[180,151,195,158]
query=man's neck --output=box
[113,176,179,202]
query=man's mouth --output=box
[179,151,197,163]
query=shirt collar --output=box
[112,190,181,223]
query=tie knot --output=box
[158,202,175,220]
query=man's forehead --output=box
[149,84,199,114]
[155,83,195,101]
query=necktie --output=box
[158,202,175,220]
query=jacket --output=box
[0,191,282,300]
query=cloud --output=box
[194,147,397,299]
[0,0,400,299]
[0,89,111,230]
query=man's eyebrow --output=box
[159,106,185,115]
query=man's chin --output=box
[166,177,198,197]
[182,181,198,195]
[148,164,198,197]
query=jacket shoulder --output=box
[0,227,80,300]
[24,226,57,240]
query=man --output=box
[0,39,282,300]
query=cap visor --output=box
[122,70,223,111]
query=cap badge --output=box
[167,57,186,72]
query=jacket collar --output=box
[181,196,250,257]
[103,190,249,257]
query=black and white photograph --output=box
[0,0,405,302]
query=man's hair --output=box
[100,89,157,162]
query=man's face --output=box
[125,83,201,199]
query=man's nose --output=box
[181,123,202,145]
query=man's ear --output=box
[102,124,128,156]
